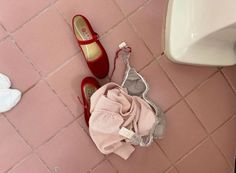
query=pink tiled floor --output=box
[0,0,235,173]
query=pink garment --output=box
[89,82,156,159]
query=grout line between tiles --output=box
[4,152,34,173]
[2,113,53,173]
[6,109,80,150]
[210,113,236,135]
[156,58,183,97]
[174,138,209,166]
[10,4,53,34]
[163,98,184,113]
[8,35,42,77]
[87,157,107,173]
[9,0,60,34]
[172,132,208,165]
[112,0,161,62]
[209,134,235,169]
[220,69,236,95]
[0,22,7,32]
[182,70,235,136]
[22,116,81,173]
[0,23,9,41]
[163,167,177,173]
[105,158,119,173]
[127,17,157,58]
[155,142,180,173]
[137,55,163,73]
[53,3,76,34]
[21,82,40,95]
[157,56,220,98]
[45,51,79,78]
[43,78,79,118]
[181,69,219,97]
[126,0,165,58]
[209,113,236,168]
[112,0,151,17]
[183,93,234,168]
[184,98,209,134]
[3,115,34,149]
[36,115,81,151]
[0,35,10,44]
[2,115,35,173]
[35,153,54,173]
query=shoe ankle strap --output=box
[78,33,99,45]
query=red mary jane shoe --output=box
[72,15,109,79]
[81,77,100,126]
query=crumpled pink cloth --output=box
[89,82,156,159]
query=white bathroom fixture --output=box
[165,0,236,66]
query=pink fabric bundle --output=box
[89,82,156,159]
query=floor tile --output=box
[165,167,178,173]
[0,116,31,172]
[0,25,7,40]
[37,122,104,173]
[159,56,217,95]
[55,0,124,35]
[158,101,206,162]
[129,0,167,56]
[101,20,153,84]
[176,139,231,173]
[140,60,181,111]
[186,73,236,132]
[6,81,73,148]
[47,53,92,117]
[0,0,50,32]
[222,66,236,92]
[114,0,146,15]
[109,143,170,173]
[91,160,116,173]
[212,116,236,167]
[8,154,50,173]
[13,7,78,75]
[0,39,40,92]
[77,116,89,135]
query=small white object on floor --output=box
[118,42,127,49]
[0,73,22,113]
[0,73,11,89]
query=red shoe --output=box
[72,15,109,79]
[80,77,100,126]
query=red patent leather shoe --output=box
[80,77,100,126]
[72,15,109,79]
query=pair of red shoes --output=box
[72,15,109,126]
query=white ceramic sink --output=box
[165,0,236,66]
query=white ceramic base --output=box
[165,0,236,66]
